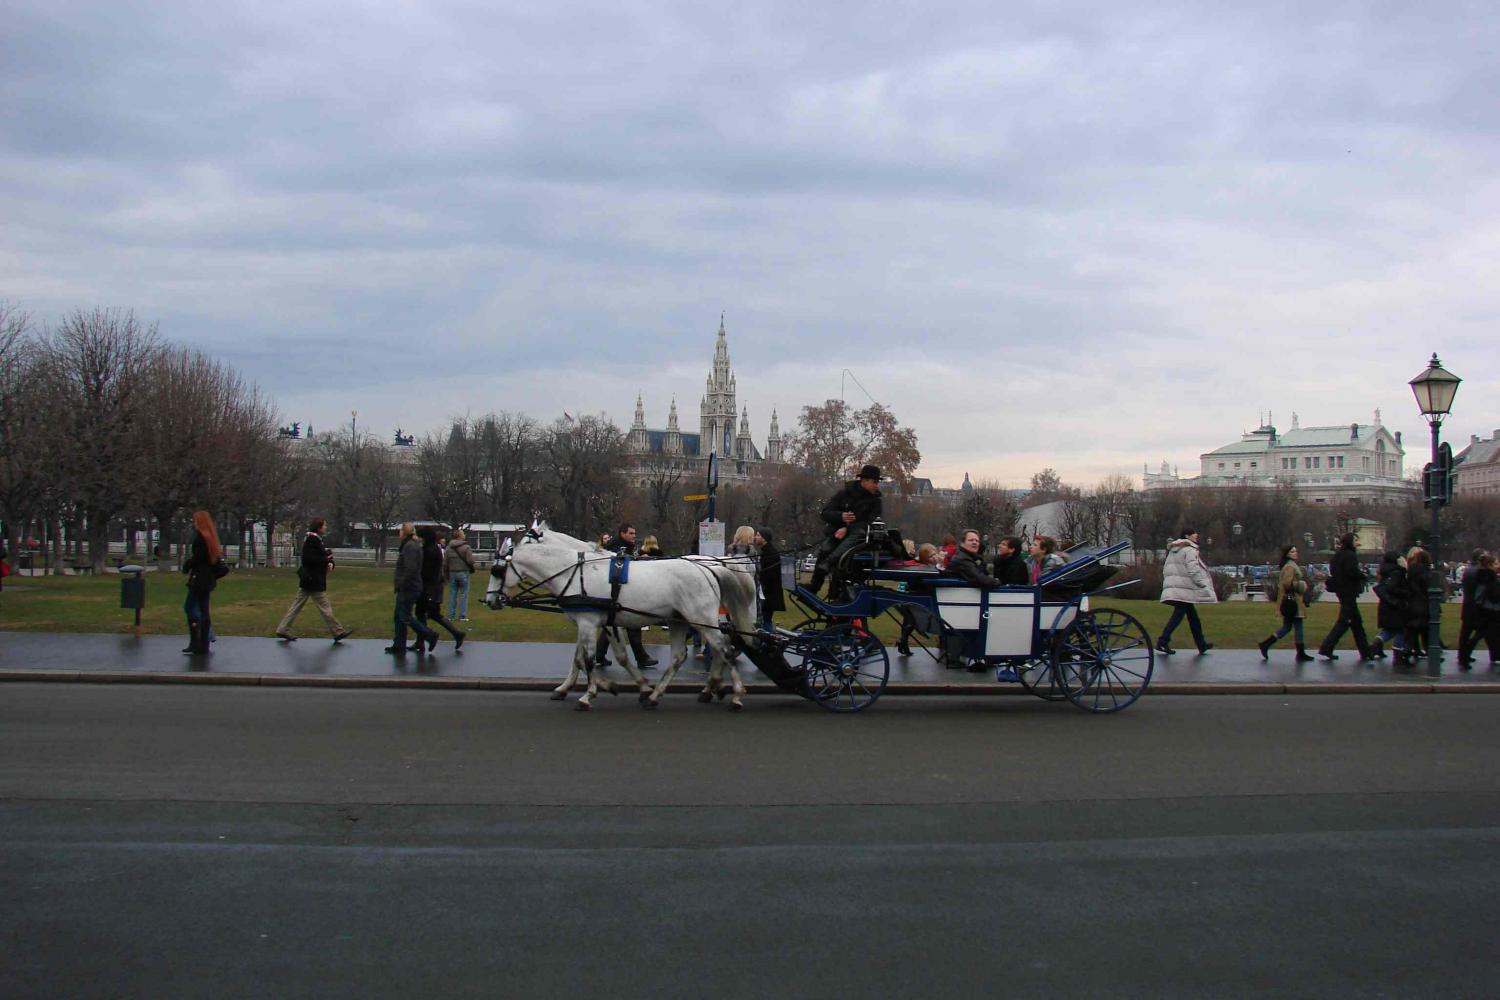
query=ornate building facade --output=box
[1143,411,1412,505]
[623,318,785,483]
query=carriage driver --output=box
[808,464,884,598]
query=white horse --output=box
[484,525,761,710]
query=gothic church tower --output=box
[699,315,737,457]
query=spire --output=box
[667,397,679,431]
[739,406,750,435]
[631,394,645,430]
[769,408,780,437]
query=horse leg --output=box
[576,623,602,711]
[646,638,690,709]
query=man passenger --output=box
[992,536,1030,586]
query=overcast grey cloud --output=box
[3,0,1497,486]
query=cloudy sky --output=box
[3,0,1497,488]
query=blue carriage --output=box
[734,536,1154,714]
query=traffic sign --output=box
[683,493,708,501]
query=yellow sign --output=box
[682,493,709,501]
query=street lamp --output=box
[1409,353,1461,677]
[1232,521,1243,563]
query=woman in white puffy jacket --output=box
[1156,529,1218,655]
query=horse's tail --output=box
[715,556,761,650]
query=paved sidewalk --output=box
[1,631,1496,693]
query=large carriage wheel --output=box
[1051,608,1154,713]
[1017,654,1067,701]
[799,623,890,714]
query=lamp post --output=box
[1409,353,1461,677]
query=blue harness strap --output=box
[609,555,630,585]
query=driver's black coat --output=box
[819,480,883,537]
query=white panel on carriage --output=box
[1039,604,1078,631]
[935,587,981,631]
[983,604,1033,656]
[985,590,1035,606]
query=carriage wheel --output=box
[1017,654,1067,701]
[799,623,889,714]
[1051,608,1154,713]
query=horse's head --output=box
[482,537,518,609]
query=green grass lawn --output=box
[0,567,1461,649]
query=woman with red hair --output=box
[182,510,224,654]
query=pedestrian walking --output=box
[753,527,784,629]
[1372,551,1411,664]
[1257,543,1315,662]
[1456,548,1486,668]
[416,525,466,649]
[1316,532,1376,661]
[1155,529,1216,655]
[1401,547,1434,664]
[386,523,437,654]
[1461,552,1500,669]
[445,529,477,621]
[275,518,352,643]
[182,510,226,655]
[593,523,656,669]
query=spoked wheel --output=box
[1017,654,1067,701]
[1052,608,1154,713]
[799,623,890,713]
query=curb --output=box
[1,669,1497,695]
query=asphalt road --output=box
[3,685,1498,999]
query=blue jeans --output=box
[393,588,435,648]
[1159,601,1207,651]
[447,572,470,619]
[1273,617,1305,643]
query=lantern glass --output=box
[1409,354,1461,418]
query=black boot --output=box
[807,568,826,594]
[1295,643,1314,663]
[1257,634,1277,660]
[182,621,199,654]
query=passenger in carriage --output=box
[1028,535,1065,585]
[992,536,1030,586]
[948,529,1002,588]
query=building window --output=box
[1233,462,1240,470]
[1337,456,1344,469]
[1363,456,1370,470]
[1250,462,1257,469]
[1304,457,1312,469]
[1217,463,1225,471]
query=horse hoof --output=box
[715,687,729,701]
[574,700,591,712]
[642,699,659,711]
[728,701,744,712]
[638,690,652,704]
[697,690,713,704]
[548,690,567,701]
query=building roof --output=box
[1205,439,1270,456]
[1274,424,1382,448]
[1456,435,1500,467]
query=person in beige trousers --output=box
[275,517,352,642]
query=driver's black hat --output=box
[857,464,882,481]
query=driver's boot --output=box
[807,567,826,595]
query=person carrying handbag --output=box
[182,510,228,655]
[1257,543,1315,663]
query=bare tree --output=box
[538,414,624,537]
[358,441,411,566]
[0,305,51,559]
[476,411,540,521]
[44,309,163,571]
[787,399,921,490]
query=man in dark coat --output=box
[275,517,351,642]
[1457,548,1486,668]
[991,536,1030,587]
[808,464,883,597]
[593,523,657,669]
[754,527,785,628]
[416,525,466,649]
[949,529,1001,588]
[387,523,437,654]
[1317,532,1374,661]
